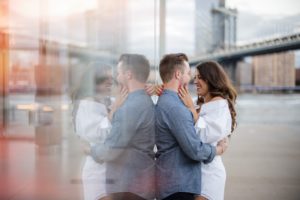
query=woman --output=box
[72,63,128,200]
[178,61,237,200]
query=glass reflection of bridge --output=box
[5,30,300,65]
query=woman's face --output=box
[194,69,209,97]
[95,72,113,95]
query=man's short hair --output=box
[118,54,150,83]
[159,53,188,83]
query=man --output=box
[90,54,155,200]
[155,53,228,200]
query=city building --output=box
[252,51,295,88]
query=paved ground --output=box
[1,93,300,200]
[224,94,300,200]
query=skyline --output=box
[8,0,300,43]
[4,0,300,66]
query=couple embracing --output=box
[155,53,236,200]
[74,53,237,200]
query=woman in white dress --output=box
[178,61,237,200]
[72,63,128,200]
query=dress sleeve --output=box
[195,106,231,144]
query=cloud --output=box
[227,0,300,43]
[227,0,300,17]
[236,11,300,43]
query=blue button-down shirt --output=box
[91,89,156,199]
[155,89,216,199]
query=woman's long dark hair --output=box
[196,61,237,133]
[71,63,112,102]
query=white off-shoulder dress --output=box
[75,100,111,200]
[195,99,232,200]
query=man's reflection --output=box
[89,54,156,200]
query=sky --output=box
[227,0,300,42]
[9,0,98,18]
[11,0,300,21]
[6,0,300,66]
[227,0,300,17]
[9,0,300,43]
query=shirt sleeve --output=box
[91,104,144,163]
[166,106,216,164]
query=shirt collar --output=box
[128,89,146,98]
[162,89,180,100]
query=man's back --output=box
[106,89,156,199]
[155,90,215,199]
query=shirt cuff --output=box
[203,145,216,164]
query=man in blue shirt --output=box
[155,53,227,200]
[90,54,155,200]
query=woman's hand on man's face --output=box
[108,86,128,121]
[178,85,194,109]
[115,86,128,108]
[179,85,199,123]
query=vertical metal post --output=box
[159,0,166,58]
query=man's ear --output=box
[174,70,181,80]
[125,70,133,80]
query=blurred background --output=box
[0,0,300,199]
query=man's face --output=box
[116,62,127,87]
[179,61,192,86]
